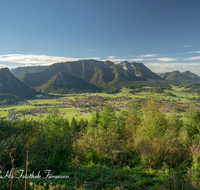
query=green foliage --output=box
[183,82,200,93]
[125,101,140,140]
[38,71,101,94]
[29,181,66,190]
[1,95,200,189]
[184,104,200,142]
[79,118,88,131]
[165,91,176,97]
[0,93,21,105]
[71,117,80,134]
[161,70,200,84]
[89,111,101,128]
[135,100,186,169]
[99,105,116,129]
[43,106,70,139]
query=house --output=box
[10,117,17,122]
[35,94,43,98]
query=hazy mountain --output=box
[119,61,161,80]
[158,72,171,79]
[159,70,200,84]
[38,71,101,93]
[0,67,38,98]
[11,66,48,78]
[20,59,161,88]
[182,71,200,81]
[9,68,16,71]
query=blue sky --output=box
[1,0,200,75]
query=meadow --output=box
[1,85,199,123]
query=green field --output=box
[1,85,200,122]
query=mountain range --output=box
[158,70,200,84]
[18,60,161,89]
[0,59,198,103]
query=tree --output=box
[184,104,200,141]
[71,117,80,134]
[43,105,70,142]
[89,110,101,128]
[126,100,140,135]
[79,118,88,131]
[167,107,183,132]
[99,105,115,129]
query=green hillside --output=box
[38,71,101,93]
[0,68,38,99]
[159,70,200,84]
[11,65,47,78]
[20,59,161,88]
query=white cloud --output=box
[145,62,200,76]
[153,58,178,62]
[189,51,200,54]
[104,58,144,63]
[2,53,200,76]
[107,56,116,59]
[0,63,10,68]
[185,56,200,61]
[0,54,101,66]
[182,45,191,48]
[139,54,158,57]
[89,49,95,51]
[129,58,144,62]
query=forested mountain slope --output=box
[11,65,47,78]
[20,59,161,88]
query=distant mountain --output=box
[119,61,161,80]
[19,60,161,88]
[11,66,48,78]
[38,71,101,93]
[0,68,38,99]
[9,68,16,71]
[182,71,200,81]
[158,72,171,79]
[159,70,200,84]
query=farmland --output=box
[1,85,200,122]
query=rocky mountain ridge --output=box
[19,59,161,88]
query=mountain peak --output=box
[159,70,200,84]
[0,67,10,73]
[0,67,38,99]
[39,71,100,93]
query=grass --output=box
[58,108,80,113]
[0,165,171,190]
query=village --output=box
[1,94,131,121]
[1,88,198,122]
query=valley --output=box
[1,85,200,122]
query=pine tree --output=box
[71,117,80,134]
[99,105,115,129]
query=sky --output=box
[1,0,200,75]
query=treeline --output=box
[1,101,200,189]
[130,86,170,93]
[183,82,200,94]
[0,94,21,105]
[40,87,101,94]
